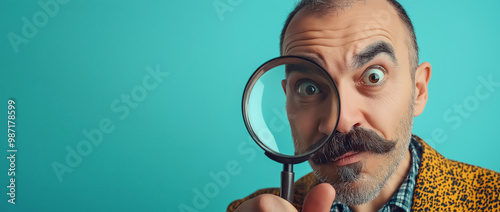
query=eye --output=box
[296,80,320,96]
[361,66,387,85]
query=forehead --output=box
[282,0,409,71]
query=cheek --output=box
[287,97,335,150]
[288,108,317,148]
[365,78,413,139]
[362,152,392,173]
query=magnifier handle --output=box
[280,164,294,203]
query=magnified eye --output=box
[296,80,320,96]
[361,66,387,85]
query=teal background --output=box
[1,0,499,211]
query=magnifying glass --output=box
[242,55,340,203]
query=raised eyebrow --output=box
[284,57,327,78]
[351,41,398,69]
[284,65,331,88]
[285,64,311,79]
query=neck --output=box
[350,149,412,212]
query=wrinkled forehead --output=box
[282,0,408,59]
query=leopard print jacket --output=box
[227,136,500,211]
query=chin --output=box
[310,160,390,206]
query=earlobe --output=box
[413,62,432,116]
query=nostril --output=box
[354,123,361,127]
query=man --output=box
[227,0,500,211]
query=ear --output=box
[413,62,432,117]
[281,79,287,95]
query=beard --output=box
[309,101,415,206]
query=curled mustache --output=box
[310,127,396,166]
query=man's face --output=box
[282,0,417,205]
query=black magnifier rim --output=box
[242,55,341,165]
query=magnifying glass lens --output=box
[243,56,340,163]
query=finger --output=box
[302,183,336,212]
[235,194,298,212]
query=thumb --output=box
[302,183,336,212]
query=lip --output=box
[332,151,362,166]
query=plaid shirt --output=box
[330,139,420,212]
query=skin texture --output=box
[235,0,431,211]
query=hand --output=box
[234,183,335,212]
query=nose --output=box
[318,86,363,135]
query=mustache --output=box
[310,127,396,166]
